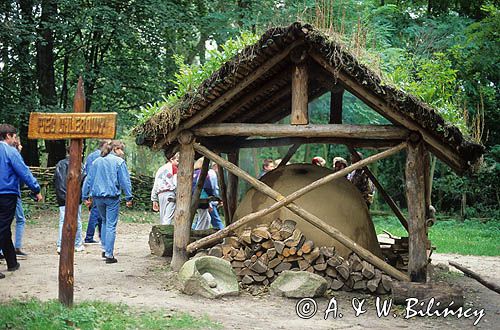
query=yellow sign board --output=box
[28,112,117,139]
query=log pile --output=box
[378,232,409,273]
[149,225,217,257]
[200,219,395,293]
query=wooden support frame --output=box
[310,50,466,173]
[406,139,428,282]
[171,131,195,271]
[189,157,210,224]
[330,89,344,124]
[291,63,309,125]
[156,39,306,149]
[188,142,410,281]
[234,137,403,150]
[226,151,239,224]
[348,147,409,231]
[194,123,409,140]
[277,144,300,169]
[216,153,231,226]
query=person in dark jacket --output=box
[53,146,85,253]
[0,124,42,279]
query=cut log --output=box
[303,247,320,263]
[266,269,275,278]
[327,255,343,267]
[269,218,283,232]
[148,225,216,257]
[237,268,258,277]
[315,254,325,265]
[313,263,327,272]
[381,274,393,292]
[353,280,367,290]
[261,240,274,249]
[301,240,314,254]
[298,259,310,271]
[234,248,246,261]
[449,261,500,294]
[253,275,267,282]
[250,255,258,263]
[305,266,315,273]
[223,236,241,249]
[240,228,252,245]
[268,258,281,269]
[349,254,363,272]
[242,275,254,284]
[284,228,304,247]
[267,248,277,260]
[279,219,296,239]
[367,277,380,293]
[284,255,302,262]
[350,272,363,282]
[331,280,344,290]
[243,260,252,268]
[326,267,338,278]
[288,247,297,256]
[392,282,464,311]
[208,245,223,258]
[274,241,285,255]
[221,244,233,256]
[274,262,292,273]
[320,246,335,258]
[231,260,245,268]
[361,261,375,279]
[336,262,350,280]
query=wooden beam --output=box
[291,63,309,125]
[190,143,410,282]
[330,89,344,124]
[189,142,406,252]
[236,87,291,123]
[310,51,466,173]
[156,39,306,150]
[277,144,300,169]
[348,147,409,231]
[171,131,195,271]
[423,150,432,218]
[194,123,409,140]
[215,153,230,226]
[236,137,403,149]
[226,151,239,224]
[406,140,428,282]
[449,261,500,294]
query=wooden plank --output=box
[449,261,500,294]
[187,142,406,253]
[310,51,466,173]
[189,143,410,282]
[194,123,409,139]
[406,140,428,282]
[235,137,403,150]
[291,63,309,125]
[58,77,85,307]
[157,39,306,149]
[28,112,116,140]
[171,131,195,271]
[330,90,344,124]
[189,157,210,224]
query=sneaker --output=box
[105,257,117,264]
[15,249,28,260]
[75,245,85,252]
[0,253,4,260]
[102,252,106,258]
[84,239,100,244]
[0,272,4,279]
[7,262,20,272]
[57,247,61,255]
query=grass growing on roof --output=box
[0,299,221,330]
[373,215,500,256]
[135,31,259,127]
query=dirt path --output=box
[0,215,498,329]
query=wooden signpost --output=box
[28,77,116,306]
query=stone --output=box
[178,256,239,299]
[270,270,328,298]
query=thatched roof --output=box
[135,22,484,174]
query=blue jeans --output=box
[209,202,224,230]
[58,205,83,247]
[14,198,25,249]
[85,204,102,242]
[93,197,120,258]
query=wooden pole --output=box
[234,137,403,150]
[189,157,210,225]
[330,89,344,124]
[171,131,195,271]
[423,150,432,218]
[194,123,409,140]
[190,143,410,282]
[449,261,500,294]
[216,153,230,227]
[291,63,309,125]
[348,147,409,231]
[58,77,85,306]
[277,144,300,169]
[406,140,428,282]
[226,151,239,224]
[188,142,406,252]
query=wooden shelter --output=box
[135,23,484,283]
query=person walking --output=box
[53,145,85,254]
[83,139,110,244]
[208,163,224,230]
[12,137,28,259]
[151,151,178,225]
[0,124,42,279]
[82,140,133,264]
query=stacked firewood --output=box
[204,218,394,293]
[378,233,409,273]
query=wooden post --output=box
[216,153,230,227]
[58,77,84,306]
[171,131,195,271]
[191,143,410,282]
[291,63,308,125]
[226,151,239,224]
[423,150,432,218]
[277,144,300,169]
[330,89,344,124]
[406,140,428,282]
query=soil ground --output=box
[0,211,498,329]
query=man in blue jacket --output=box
[0,124,42,279]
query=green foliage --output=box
[374,216,500,256]
[135,31,259,125]
[0,299,220,330]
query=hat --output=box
[333,157,348,167]
[312,156,326,166]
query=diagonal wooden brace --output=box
[189,142,410,281]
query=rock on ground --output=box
[270,270,328,298]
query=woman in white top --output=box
[151,152,179,225]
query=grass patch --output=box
[0,299,221,330]
[373,216,500,256]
